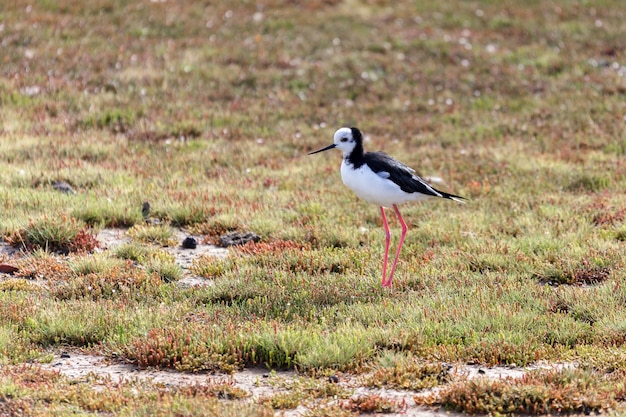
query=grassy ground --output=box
[1,0,626,415]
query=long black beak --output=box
[308,143,337,155]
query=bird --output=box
[309,127,466,288]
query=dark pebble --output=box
[328,375,339,383]
[478,368,486,374]
[182,237,197,249]
[219,231,260,247]
[52,180,76,195]
[60,352,71,359]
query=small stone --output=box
[219,231,260,247]
[182,237,197,249]
[60,352,71,359]
[52,180,76,195]
[262,373,269,378]
[478,368,486,374]
[328,375,339,383]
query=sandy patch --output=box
[96,228,228,287]
[40,352,575,417]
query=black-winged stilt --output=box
[309,127,466,288]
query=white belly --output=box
[340,161,429,207]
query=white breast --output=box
[340,161,430,207]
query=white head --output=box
[332,127,358,155]
[308,127,362,157]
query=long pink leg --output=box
[384,204,408,288]
[380,206,391,287]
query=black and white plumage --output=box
[309,127,465,288]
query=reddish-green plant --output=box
[235,239,311,256]
[51,262,162,301]
[128,327,243,373]
[418,368,618,414]
[342,395,406,414]
[7,216,98,254]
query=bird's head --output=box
[308,127,362,157]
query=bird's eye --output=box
[340,137,348,142]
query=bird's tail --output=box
[440,191,467,204]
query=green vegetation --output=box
[1,0,625,414]
[127,223,178,247]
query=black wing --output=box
[364,152,466,201]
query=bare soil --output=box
[95,228,228,287]
[40,351,575,416]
